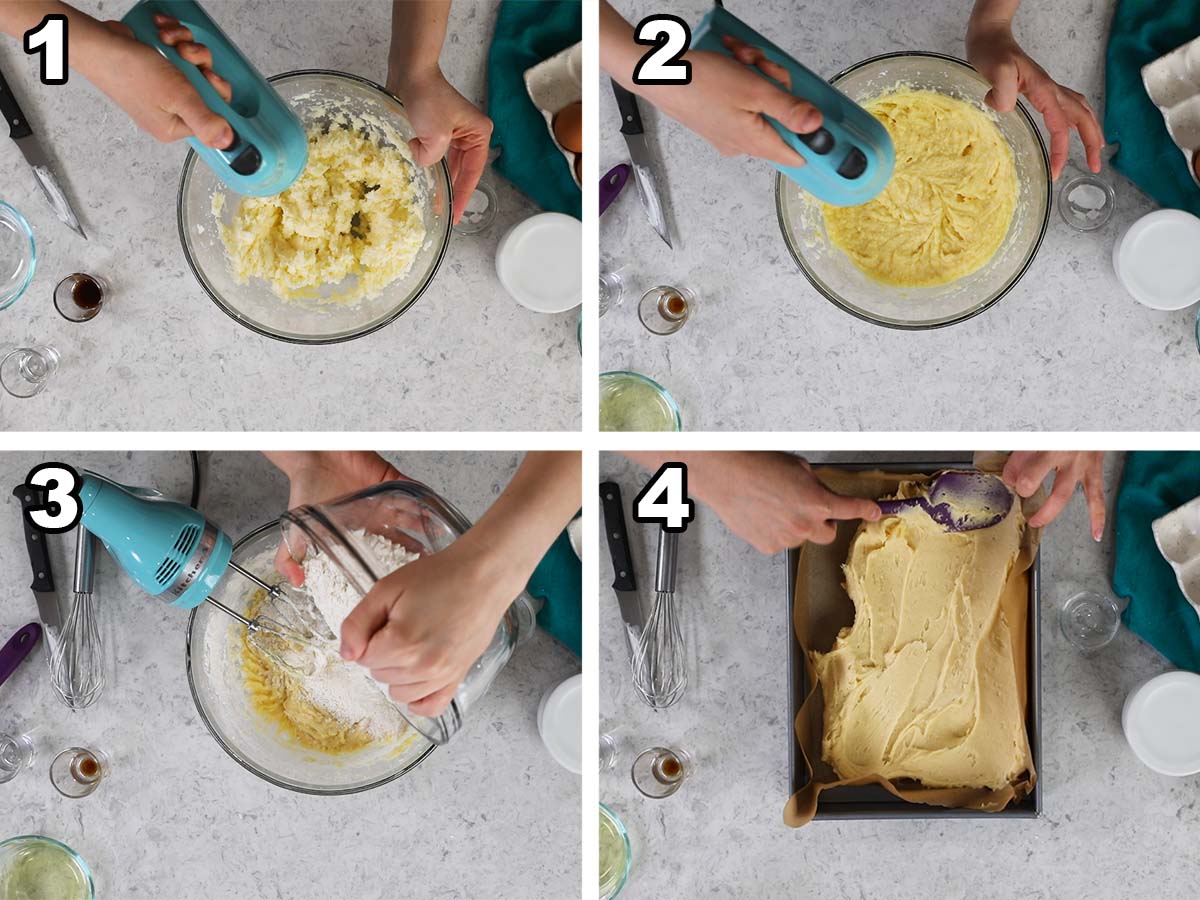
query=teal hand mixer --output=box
[691,4,894,206]
[121,0,308,196]
[79,472,334,673]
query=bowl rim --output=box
[0,200,37,312]
[774,51,1052,331]
[0,834,95,899]
[176,68,453,345]
[184,519,438,795]
[599,370,683,432]
[598,802,632,899]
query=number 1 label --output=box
[24,15,69,86]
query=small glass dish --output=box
[1060,590,1121,653]
[631,746,693,799]
[599,803,631,900]
[1,346,60,399]
[452,179,498,235]
[54,274,109,322]
[638,285,693,335]
[49,747,108,799]
[599,371,682,432]
[0,835,94,900]
[1058,172,1115,231]
[0,201,36,311]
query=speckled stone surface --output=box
[599,451,1200,899]
[0,451,579,900]
[599,0,1200,431]
[0,1,579,432]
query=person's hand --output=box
[1001,451,1105,539]
[264,452,407,585]
[691,453,880,554]
[340,535,521,717]
[388,67,492,224]
[82,14,233,148]
[635,44,821,167]
[967,21,1102,179]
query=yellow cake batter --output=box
[812,484,1030,790]
[217,118,426,303]
[240,590,405,755]
[822,90,1018,287]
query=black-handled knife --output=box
[601,481,644,657]
[0,62,86,238]
[611,81,644,137]
[0,67,34,141]
[609,79,672,248]
[12,483,61,630]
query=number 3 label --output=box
[21,463,82,533]
[634,463,695,532]
[632,15,692,86]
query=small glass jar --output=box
[279,480,538,744]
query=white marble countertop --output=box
[599,0,1200,431]
[0,0,579,432]
[599,451,1200,898]
[0,451,579,900]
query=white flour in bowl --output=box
[293,529,422,737]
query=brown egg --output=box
[553,101,583,154]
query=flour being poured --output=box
[286,529,420,741]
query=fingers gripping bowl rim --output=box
[177,69,453,345]
[775,52,1052,330]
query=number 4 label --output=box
[24,15,69,86]
[633,463,695,532]
[632,15,692,86]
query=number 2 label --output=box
[632,15,692,86]
[24,14,69,86]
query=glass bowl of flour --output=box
[186,520,437,794]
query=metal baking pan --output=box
[785,460,1043,820]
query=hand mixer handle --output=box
[121,0,308,196]
[691,4,894,206]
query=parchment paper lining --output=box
[783,460,1042,827]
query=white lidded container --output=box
[1112,209,1200,310]
[496,212,582,312]
[1122,671,1200,775]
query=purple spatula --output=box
[876,471,1014,533]
[0,622,41,689]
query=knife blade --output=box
[13,484,61,630]
[601,480,644,660]
[0,64,87,239]
[611,81,673,248]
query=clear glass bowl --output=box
[187,519,437,794]
[776,52,1051,329]
[278,480,537,745]
[599,803,632,899]
[599,371,683,432]
[0,835,94,900]
[177,69,452,344]
[0,202,36,311]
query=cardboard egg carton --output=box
[1151,494,1200,621]
[1142,35,1200,187]
[524,41,582,188]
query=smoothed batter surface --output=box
[812,484,1029,790]
[218,119,426,303]
[822,90,1018,287]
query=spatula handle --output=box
[0,623,42,689]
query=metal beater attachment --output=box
[209,563,338,677]
[631,527,687,709]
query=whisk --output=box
[49,527,104,709]
[631,526,687,709]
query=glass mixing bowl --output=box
[0,201,36,311]
[0,835,94,900]
[776,52,1051,329]
[186,520,437,794]
[177,69,452,344]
